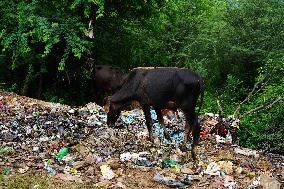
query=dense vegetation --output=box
[0,0,283,154]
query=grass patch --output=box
[0,173,50,189]
[0,173,96,189]
[0,146,15,155]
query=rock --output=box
[116,181,126,188]
[2,132,15,142]
[74,144,89,156]
[259,174,281,189]
[55,173,83,183]
[181,167,194,174]
[170,154,180,162]
[234,166,243,174]
[192,175,202,181]
[234,147,259,158]
[73,161,86,170]
[86,166,95,176]
[85,154,96,165]
[95,180,112,188]
[108,158,121,170]
[18,166,29,174]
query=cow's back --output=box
[112,68,202,107]
[136,67,201,90]
[143,68,201,103]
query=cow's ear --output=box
[103,96,111,113]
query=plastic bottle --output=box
[44,162,56,176]
[161,159,180,168]
[56,147,69,158]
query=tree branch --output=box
[217,95,224,121]
[240,97,284,119]
[233,70,272,117]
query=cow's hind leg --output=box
[183,110,200,160]
[186,112,200,145]
[142,105,154,143]
[155,108,171,142]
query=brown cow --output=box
[106,67,204,159]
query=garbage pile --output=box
[0,91,283,188]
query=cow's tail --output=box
[197,79,205,115]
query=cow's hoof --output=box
[191,149,197,160]
[147,136,154,143]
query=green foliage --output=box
[219,74,247,115]
[0,0,284,154]
[238,51,284,154]
[200,91,218,115]
[0,0,96,70]
[240,104,284,154]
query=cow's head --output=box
[104,97,122,126]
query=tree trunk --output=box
[37,74,42,99]
[21,75,30,96]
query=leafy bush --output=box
[237,52,284,154]
[240,104,284,154]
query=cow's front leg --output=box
[142,106,154,143]
[184,122,190,144]
[155,109,171,142]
